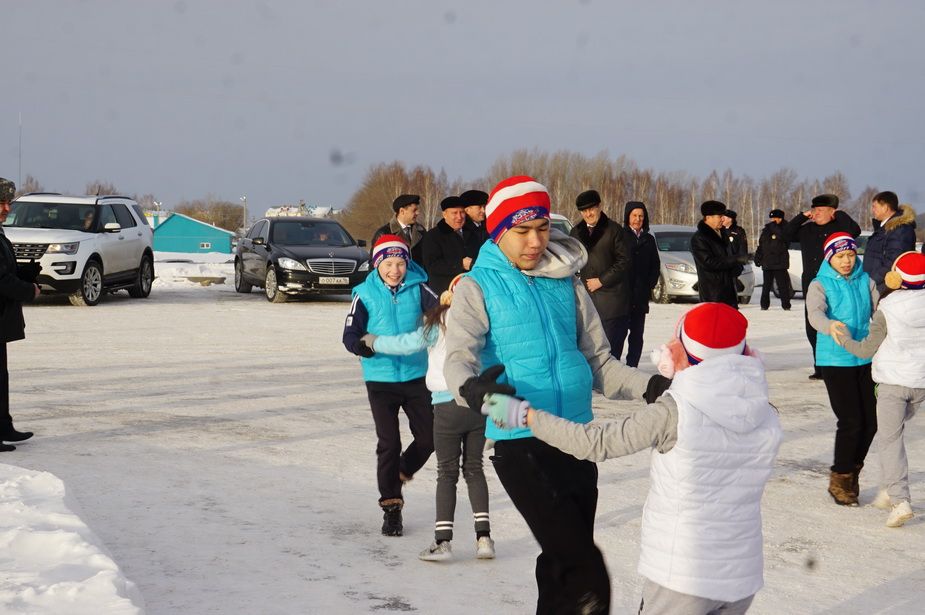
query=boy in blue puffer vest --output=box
[807,232,879,506]
[343,234,438,536]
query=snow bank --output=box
[0,465,144,615]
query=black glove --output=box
[19,261,41,282]
[356,340,375,358]
[644,374,671,404]
[459,365,516,412]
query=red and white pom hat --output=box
[371,234,410,268]
[676,302,748,365]
[885,251,925,290]
[485,175,551,242]
[823,231,858,262]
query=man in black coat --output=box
[371,194,427,267]
[421,196,470,295]
[619,201,660,367]
[0,178,40,451]
[569,189,631,357]
[460,189,489,262]
[722,209,749,258]
[782,193,861,379]
[863,190,916,292]
[691,200,744,308]
[755,209,792,311]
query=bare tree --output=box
[86,180,120,196]
[14,174,44,197]
[174,195,243,232]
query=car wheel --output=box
[234,260,252,293]
[128,254,154,298]
[69,260,103,306]
[652,275,671,304]
[264,266,287,303]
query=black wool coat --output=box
[462,218,489,261]
[690,220,742,307]
[421,220,468,295]
[570,213,632,319]
[0,232,37,343]
[621,204,660,314]
[754,221,790,271]
[782,210,861,290]
[725,224,749,258]
[371,218,426,267]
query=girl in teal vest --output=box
[807,232,879,506]
[343,234,438,536]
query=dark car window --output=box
[247,220,268,241]
[112,203,137,228]
[4,202,99,231]
[132,204,151,226]
[99,204,118,227]
[270,220,353,246]
[654,231,695,252]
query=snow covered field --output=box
[3,252,925,614]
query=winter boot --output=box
[851,464,863,499]
[0,429,33,442]
[0,443,14,452]
[419,540,452,562]
[380,499,403,537]
[886,501,914,528]
[828,471,858,506]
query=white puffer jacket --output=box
[639,354,782,602]
[872,290,925,388]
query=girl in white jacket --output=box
[834,251,925,527]
[484,302,782,615]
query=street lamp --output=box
[240,195,247,231]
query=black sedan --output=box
[234,217,369,302]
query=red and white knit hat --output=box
[485,175,551,242]
[371,234,410,268]
[676,302,748,365]
[823,232,858,262]
[885,251,925,290]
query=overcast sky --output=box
[4,0,924,217]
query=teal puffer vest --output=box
[353,262,429,382]
[468,241,593,441]
[815,259,872,367]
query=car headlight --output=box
[46,242,80,255]
[277,257,307,271]
[665,262,696,274]
[358,260,370,272]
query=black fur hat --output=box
[701,200,726,216]
[811,194,839,209]
[576,190,601,210]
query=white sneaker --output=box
[419,540,452,562]
[886,501,914,528]
[871,489,892,510]
[476,536,495,559]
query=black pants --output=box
[0,343,12,431]
[802,291,819,375]
[821,365,878,474]
[492,438,609,615]
[365,378,434,502]
[760,269,792,310]
[612,308,648,367]
[600,315,628,359]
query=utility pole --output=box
[240,195,247,232]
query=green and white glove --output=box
[481,393,530,429]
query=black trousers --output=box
[612,308,648,367]
[821,365,878,474]
[365,378,434,502]
[0,343,12,431]
[492,437,609,615]
[760,269,792,310]
[803,298,819,375]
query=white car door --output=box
[112,203,146,271]
[96,204,131,274]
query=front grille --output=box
[306,259,357,275]
[13,243,48,260]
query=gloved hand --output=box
[482,393,530,429]
[459,365,516,412]
[18,261,41,282]
[356,340,375,358]
[644,374,672,404]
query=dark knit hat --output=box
[459,190,488,207]
[576,190,601,210]
[701,200,726,216]
[440,196,463,211]
[392,194,420,213]
[811,194,839,209]
[769,209,785,219]
[724,209,737,220]
[0,177,14,202]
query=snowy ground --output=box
[3,252,925,614]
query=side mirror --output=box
[357,239,367,247]
[252,237,265,246]
[103,222,122,233]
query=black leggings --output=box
[821,364,877,474]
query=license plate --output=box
[318,276,349,285]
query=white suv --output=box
[3,194,155,306]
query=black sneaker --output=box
[808,372,823,381]
[2,430,33,442]
[0,443,15,452]
[381,504,403,537]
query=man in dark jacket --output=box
[371,194,427,266]
[755,209,792,311]
[0,178,40,451]
[460,189,489,262]
[782,193,861,379]
[421,196,470,295]
[569,190,632,356]
[691,200,744,308]
[722,209,749,258]
[863,191,916,292]
[618,201,660,367]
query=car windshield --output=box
[4,202,98,231]
[270,220,353,246]
[654,231,694,252]
[551,218,573,234]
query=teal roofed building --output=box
[152,213,236,253]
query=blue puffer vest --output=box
[468,240,593,441]
[353,261,429,382]
[814,259,872,367]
